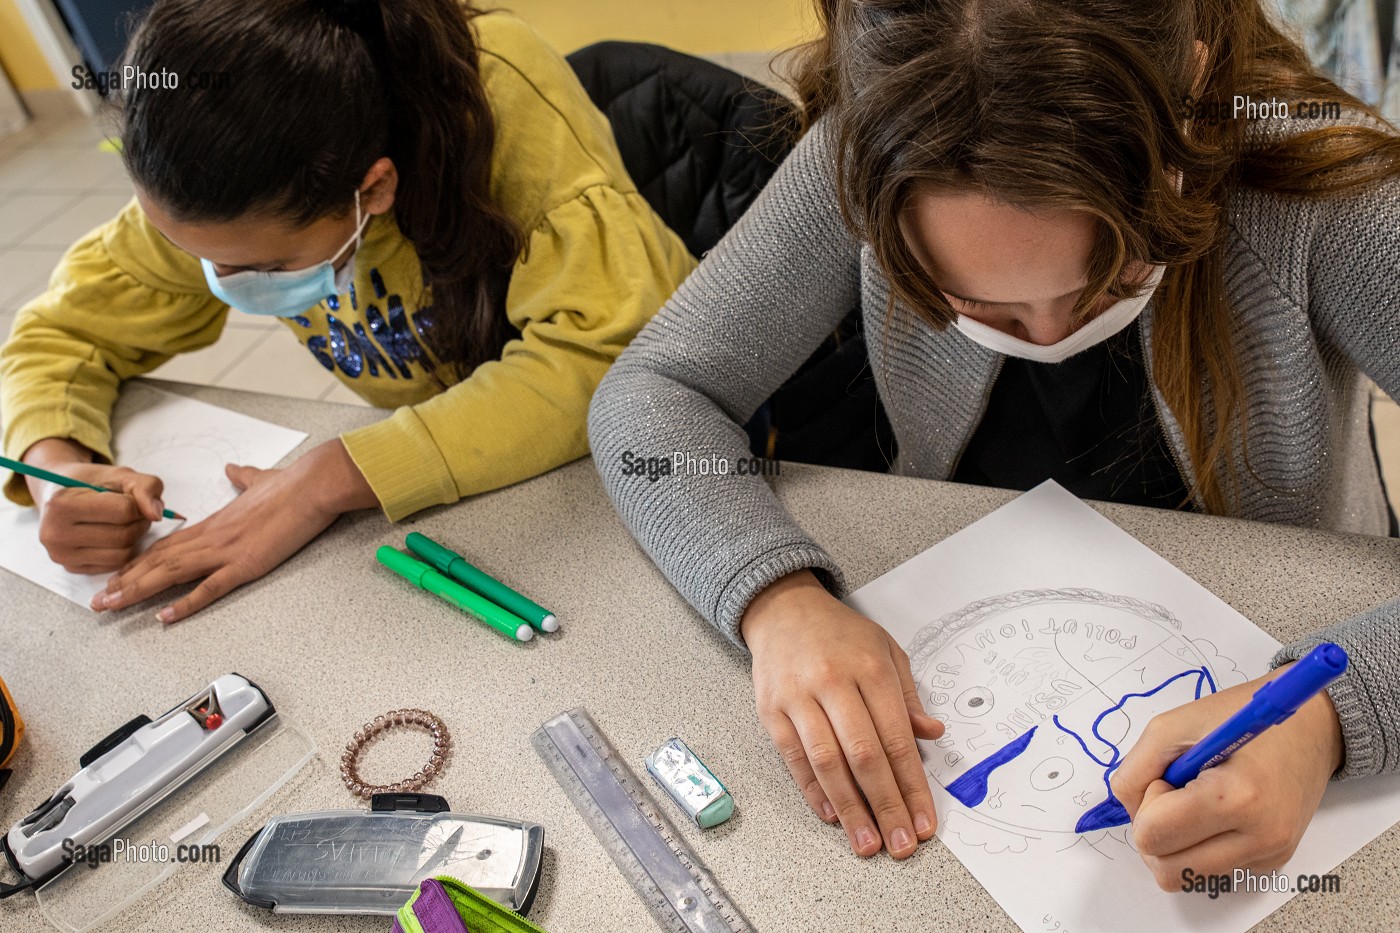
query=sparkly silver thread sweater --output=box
[588,117,1400,780]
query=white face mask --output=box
[952,170,1180,365]
[952,262,1166,364]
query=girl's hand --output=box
[91,439,378,622]
[741,570,945,859]
[1111,664,1344,890]
[24,438,167,575]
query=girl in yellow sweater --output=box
[0,0,695,622]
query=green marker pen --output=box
[376,546,533,643]
[405,532,559,634]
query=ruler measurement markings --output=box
[533,709,754,933]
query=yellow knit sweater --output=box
[0,12,696,520]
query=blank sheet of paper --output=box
[845,481,1400,933]
[0,382,308,606]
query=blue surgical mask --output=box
[201,190,370,317]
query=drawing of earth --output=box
[906,588,1248,852]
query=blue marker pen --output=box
[1162,642,1348,788]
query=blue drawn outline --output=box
[944,666,1217,833]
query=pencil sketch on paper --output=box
[844,484,1400,932]
[117,431,248,524]
[0,383,307,607]
[908,588,1248,858]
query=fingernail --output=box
[915,812,932,835]
[157,607,175,623]
[855,826,877,852]
[821,800,836,821]
[154,499,165,517]
[891,827,913,853]
[104,589,122,607]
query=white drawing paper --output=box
[0,382,308,606]
[845,481,1400,933]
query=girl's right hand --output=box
[741,569,944,859]
[27,451,167,575]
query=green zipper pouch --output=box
[393,876,549,933]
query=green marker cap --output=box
[405,532,558,634]
[377,546,432,586]
[376,546,533,643]
[402,533,457,575]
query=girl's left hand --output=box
[91,439,377,622]
[1110,664,1344,891]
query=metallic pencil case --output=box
[223,793,544,915]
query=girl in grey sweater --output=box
[588,0,1400,885]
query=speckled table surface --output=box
[3,380,1400,933]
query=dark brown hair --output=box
[793,0,1400,513]
[119,0,522,378]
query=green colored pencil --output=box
[0,454,185,520]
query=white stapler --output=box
[1,673,274,896]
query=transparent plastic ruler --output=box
[531,708,754,933]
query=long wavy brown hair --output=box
[792,0,1400,514]
[121,0,522,379]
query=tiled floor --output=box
[1,103,1399,517]
[711,50,797,94]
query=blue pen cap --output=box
[1258,642,1348,719]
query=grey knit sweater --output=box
[588,117,1400,780]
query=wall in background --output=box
[0,0,818,92]
[489,0,818,55]
[1279,0,1400,118]
[0,0,58,91]
[0,0,816,114]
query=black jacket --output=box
[568,41,893,472]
